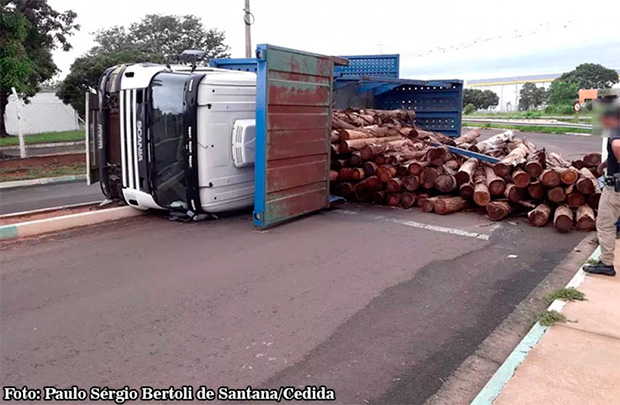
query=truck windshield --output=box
[150,73,188,208]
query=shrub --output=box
[544,104,575,115]
[463,103,476,115]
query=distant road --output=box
[0,181,102,215]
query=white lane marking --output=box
[387,218,490,240]
[334,209,490,240]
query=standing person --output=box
[584,105,620,276]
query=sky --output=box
[49,0,620,82]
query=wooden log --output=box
[403,176,420,192]
[426,146,448,166]
[355,176,383,192]
[338,167,355,181]
[528,179,545,200]
[560,167,580,185]
[435,166,457,193]
[505,183,525,202]
[359,139,416,160]
[554,205,573,233]
[348,151,362,167]
[400,192,416,209]
[338,127,399,141]
[456,158,478,185]
[494,141,530,177]
[591,163,605,178]
[472,130,514,154]
[528,203,551,227]
[354,187,371,202]
[421,197,439,213]
[416,193,431,208]
[408,160,430,176]
[547,152,570,169]
[567,192,586,207]
[576,205,596,231]
[473,168,491,206]
[363,161,379,176]
[387,177,404,192]
[571,159,586,170]
[434,196,470,215]
[329,170,339,182]
[333,182,354,196]
[331,116,356,130]
[459,182,474,199]
[444,159,460,171]
[576,168,598,195]
[386,193,402,207]
[588,192,601,209]
[511,168,530,188]
[396,166,409,178]
[540,168,561,187]
[455,128,481,145]
[330,131,340,143]
[485,166,506,196]
[337,136,404,154]
[371,191,386,205]
[486,201,517,221]
[547,186,566,203]
[374,154,387,166]
[376,166,398,182]
[525,148,546,177]
[583,152,602,167]
[421,166,443,189]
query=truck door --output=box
[85,91,100,185]
[253,45,334,228]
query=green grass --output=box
[0,162,85,182]
[466,111,594,119]
[0,130,85,147]
[462,122,591,135]
[535,310,567,327]
[545,287,586,304]
[585,258,598,265]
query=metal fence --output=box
[5,90,81,136]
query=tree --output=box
[464,88,499,110]
[0,0,79,137]
[548,80,579,106]
[558,63,619,90]
[57,14,231,114]
[518,82,549,110]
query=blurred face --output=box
[602,115,620,130]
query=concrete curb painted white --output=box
[0,174,86,190]
[0,206,144,240]
[0,141,84,151]
[470,246,599,405]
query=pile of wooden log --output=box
[330,108,602,233]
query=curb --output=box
[0,141,85,151]
[0,206,144,240]
[470,246,598,405]
[0,174,86,190]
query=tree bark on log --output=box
[455,128,481,145]
[387,177,404,192]
[400,192,416,209]
[434,196,470,215]
[355,176,383,192]
[547,186,566,203]
[376,166,397,182]
[486,201,517,221]
[494,141,530,177]
[576,168,598,195]
[512,168,531,188]
[456,158,478,185]
[421,166,443,189]
[359,140,416,160]
[485,166,506,196]
[337,136,404,154]
[426,146,448,166]
[472,131,514,154]
[333,182,354,196]
[576,205,596,231]
[329,170,339,182]
[473,168,491,206]
[435,166,457,193]
[528,203,551,227]
[525,148,546,177]
[421,197,440,212]
[554,205,573,233]
[572,159,586,170]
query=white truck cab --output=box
[87,60,257,215]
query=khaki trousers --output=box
[596,186,620,265]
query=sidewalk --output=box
[481,240,620,404]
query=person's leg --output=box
[585,186,620,275]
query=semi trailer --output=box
[86,44,464,227]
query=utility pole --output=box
[244,0,253,58]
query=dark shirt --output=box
[607,128,620,175]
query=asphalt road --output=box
[0,181,103,215]
[0,205,587,404]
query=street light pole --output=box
[244,0,252,58]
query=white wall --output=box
[469,81,552,112]
[5,91,79,135]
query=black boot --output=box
[583,261,617,276]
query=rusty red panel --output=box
[254,45,334,227]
